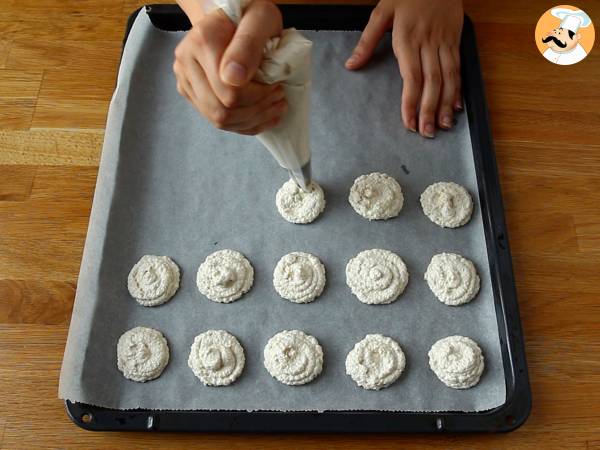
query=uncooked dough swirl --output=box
[117,326,170,382]
[425,253,480,306]
[263,330,323,385]
[188,330,245,386]
[345,334,406,390]
[273,252,326,303]
[428,335,485,389]
[127,255,180,306]
[196,250,254,303]
[346,249,409,304]
[349,172,404,220]
[276,179,325,224]
[420,181,473,228]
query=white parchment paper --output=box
[59,10,506,411]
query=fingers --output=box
[393,25,422,133]
[418,45,441,138]
[220,0,283,86]
[346,5,392,70]
[437,45,460,129]
[188,10,276,108]
[175,56,286,132]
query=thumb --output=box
[219,1,283,86]
[345,6,391,70]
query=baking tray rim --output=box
[64,3,531,433]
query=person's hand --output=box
[345,0,464,138]
[173,1,287,135]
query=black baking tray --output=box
[65,4,531,432]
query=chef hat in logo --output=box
[551,7,592,33]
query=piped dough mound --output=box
[428,335,485,389]
[196,250,254,303]
[346,249,409,304]
[127,255,180,306]
[263,330,323,385]
[424,253,480,306]
[420,182,473,228]
[345,334,406,390]
[117,326,169,382]
[273,252,326,303]
[276,179,325,224]
[349,172,404,220]
[188,330,245,386]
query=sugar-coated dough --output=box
[346,249,409,304]
[349,172,404,220]
[263,330,323,385]
[117,326,169,382]
[345,334,406,390]
[420,182,473,228]
[188,330,245,386]
[196,250,254,303]
[127,255,180,306]
[273,252,326,303]
[429,335,484,389]
[276,179,325,224]
[425,253,480,306]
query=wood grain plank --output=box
[0,166,95,282]
[0,166,36,201]
[6,40,121,72]
[0,129,103,166]
[574,215,600,254]
[0,69,42,130]
[31,98,111,129]
[0,98,36,130]
[0,280,74,325]
[0,40,10,69]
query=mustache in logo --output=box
[542,35,567,48]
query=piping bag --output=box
[203,0,313,191]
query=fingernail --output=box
[345,54,358,67]
[222,61,246,85]
[423,123,435,138]
[454,102,463,111]
[408,118,417,132]
[441,115,452,129]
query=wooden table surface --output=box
[1,0,599,448]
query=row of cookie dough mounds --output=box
[347,173,474,229]
[275,174,473,228]
[117,328,485,390]
[127,250,479,308]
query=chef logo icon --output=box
[535,5,594,65]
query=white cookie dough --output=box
[276,179,325,224]
[425,253,480,306]
[273,252,326,303]
[188,330,245,386]
[263,330,323,385]
[346,249,409,304]
[196,250,254,303]
[428,335,485,389]
[420,182,473,228]
[127,255,180,307]
[349,172,404,220]
[345,334,406,390]
[117,326,169,382]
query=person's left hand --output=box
[345,0,464,138]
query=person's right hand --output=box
[173,1,287,135]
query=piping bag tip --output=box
[288,161,312,192]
